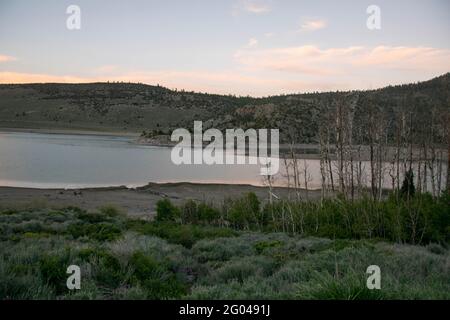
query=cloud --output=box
[233,0,271,16]
[234,45,450,75]
[235,45,363,75]
[0,72,94,83]
[353,46,450,70]
[246,38,259,48]
[298,19,327,32]
[1,46,449,97]
[0,70,286,96]
[0,55,17,63]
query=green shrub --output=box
[129,221,236,248]
[63,206,86,215]
[228,192,261,229]
[39,253,71,294]
[154,191,449,245]
[426,243,447,255]
[206,256,277,284]
[93,253,125,289]
[295,271,388,300]
[67,222,122,241]
[129,251,187,299]
[99,205,124,218]
[197,203,220,224]
[180,199,198,224]
[76,212,110,223]
[155,199,180,222]
[0,271,54,299]
[192,234,281,263]
[188,278,286,300]
[254,240,284,255]
[1,201,449,300]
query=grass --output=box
[0,205,448,300]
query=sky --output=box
[0,0,449,96]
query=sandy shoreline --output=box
[0,126,141,138]
[0,182,319,218]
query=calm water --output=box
[0,131,272,189]
[0,131,446,190]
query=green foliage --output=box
[155,199,180,222]
[295,271,388,300]
[228,192,261,229]
[206,256,276,284]
[197,203,220,224]
[75,211,109,223]
[188,236,450,300]
[98,205,124,218]
[128,221,236,248]
[254,240,284,255]
[39,252,71,295]
[180,200,220,225]
[129,251,187,299]
[67,222,122,241]
[209,192,449,245]
[1,202,449,300]
[180,199,198,224]
[83,249,125,288]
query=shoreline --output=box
[0,126,141,138]
[0,182,318,218]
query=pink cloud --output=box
[353,46,450,70]
[232,0,271,16]
[299,19,327,32]
[1,45,449,97]
[0,72,95,83]
[0,55,17,63]
[0,70,289,96]
[234,45,450,75]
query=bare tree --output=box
[318,123,328,200]
[335,98,346,195]
[446,112,450,193]
[301,159,313,200]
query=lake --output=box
[0,131,446,191]
[0,131,276,189]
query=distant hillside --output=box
[0,73,449,143]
